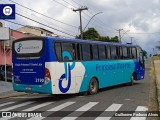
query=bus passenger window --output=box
[92,45,98,60]
[132,47,137,59]
[110,46,117,59]
[98,45,106,60]
[77,44,82,60]
[127,47,131,59]
[122,47,128,59]
[82,44,91,60]
[119,47,123,59]
[61,43,75,61]
[55,43,62,61]
[106,46,111,59]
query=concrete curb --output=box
[154,60,160,111]
[0,91,29,99]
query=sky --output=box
[1,0,160,54]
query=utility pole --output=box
[73,6,88,39]
[130,37,134,44]
[116,29,123,43]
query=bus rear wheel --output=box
[88,78,98,95]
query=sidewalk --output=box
[154,60,160,111]
[0,81,28,99]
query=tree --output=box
[110,36,119,42]
[83,28,100,40]
[81,27,119,42]
[99,36,110,42]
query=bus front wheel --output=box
[88,78,98,95]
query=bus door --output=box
[139,52,145,78]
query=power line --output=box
[16,13,76,37]
[116,29,123,43]
[50,0,90,23]
[70,0,117,32]
[60,0,76,8]
[8,0,78,28]
[73,6,88,39]
[15,8,77,35]
[4,20,68,37]
[71,0,83,7]
[51,0,72,9]
[127,32,160,34]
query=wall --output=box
[0,29,30,65]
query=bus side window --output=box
[82,44,91,60]
[55,42,62,61]
[61,42,75,61]
[122,47,128,59]
[107,46,111,59]
[110,46,117,59]
[98,45,106,60]
[127,47,131,59]
[119,46,123,59]
[132,47,137,59]
[77,44,82,60]
[92,45,99,60]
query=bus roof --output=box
[14,36,140,48]
[49,37,140,47]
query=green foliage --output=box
[110,36,119,42]
[83,27,119,42]
[83,28,100,40]
[142,50,147,56]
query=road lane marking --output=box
[27,102,76,120]
[47,102,75,111]
[76,102,98,111]
[0,101,34,111]
[130,106,148,120]
[22,102,54,111]
[95,103,122,120]
[104,103,122,111]
[0,102,15,108]
[61,102,98,120]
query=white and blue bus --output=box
[12,37,145,95]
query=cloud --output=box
[1,0,160,53]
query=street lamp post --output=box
[83,12,103,32]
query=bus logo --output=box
[58,52,75,93]
[17,43,22,52]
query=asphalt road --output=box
[0,63,150,120]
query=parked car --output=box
[0,65,12,82]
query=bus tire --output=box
[128,76,134,86]
[88,78,98,95]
